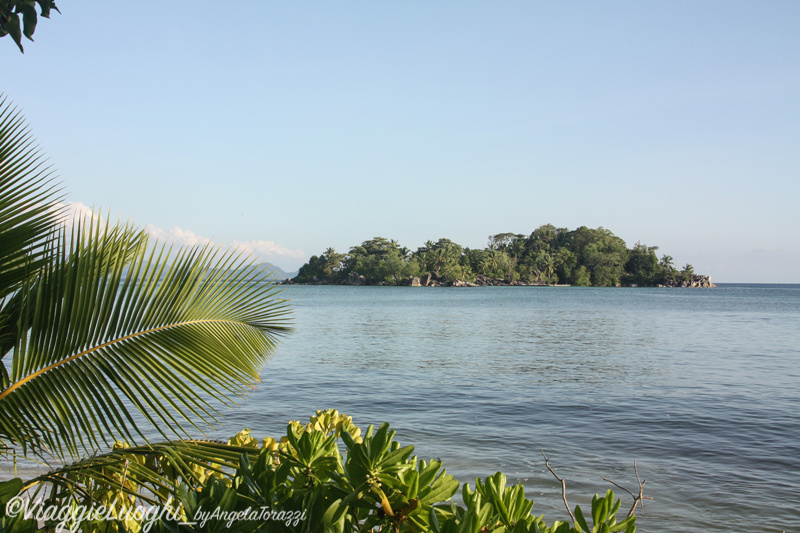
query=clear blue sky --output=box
[3,2,799,282]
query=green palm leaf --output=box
[0,95,63,429]
[24,439,264,505]
[0,95,62,301]
[0,212,292,459]
[0,99,293,512]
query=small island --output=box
[285,225,715,288]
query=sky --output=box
[2,2,799,282]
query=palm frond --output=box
[24,439,264,505]
[0,212,293,459]
[0,95,63,301]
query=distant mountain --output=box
[258,263,298,280]
[120,262,297,281]
[232,262,297,281]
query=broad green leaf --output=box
[20,3,37,40]
[0,478,22,505]
[574,505,590,533]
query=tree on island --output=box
[624,243,661,286]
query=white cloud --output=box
[46,203,306,269]
[145,226,306,268]
[230,240,306,260]
[145,224,213,247]
[52,201,103,227]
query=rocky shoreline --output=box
[282,272,716,288]
[409,273,550,287]
[657,274,716,288]
[280,272,545,287]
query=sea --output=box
[4,283,798,531]
[221,283,800,532]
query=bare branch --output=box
[602,460,653,518]
[601,476,635,499]
[542,449,576,523]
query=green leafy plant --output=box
[144,410,638,533]
[13,410,635,533]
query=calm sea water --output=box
[4,284,797,531]
[221,284,800,532]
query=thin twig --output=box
[541,449,576,523]
[601,461,653,518]
[601,476,635,498]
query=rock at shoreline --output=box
[659,274,716,288]
[408,276,421,287]
[472,275,547,287]
[346,272,367,285]
[450,279,479,287]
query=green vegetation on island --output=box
[291,228,713,287]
